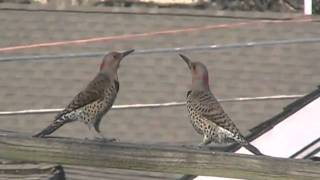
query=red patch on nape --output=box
[203,74,209,85]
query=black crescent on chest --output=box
[187,90,192,98]
[114,80,119,93]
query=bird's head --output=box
[179,54,210,90]
[100,49,135,72]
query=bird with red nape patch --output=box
[33,49,134,141]
[179,54,263,155]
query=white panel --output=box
[237,97,320,158]
[304,0,313,15]
[195,96,320,180]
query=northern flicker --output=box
[33,49,135,140]
[179,54,263,155]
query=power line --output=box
[0,17,312,53]
[0,94,303,116]
[0,37,320,62]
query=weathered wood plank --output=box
[0,130,319,180]
[0,160,65,180]
[63,165,180,180]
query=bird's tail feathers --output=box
[93,119,102,133]
[243,143,264,156]
[235,134,264,156]
[33,119,66,138]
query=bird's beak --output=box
[121,49,135,58]
[179,54,192,69]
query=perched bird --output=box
[178,54,263,155]
[33,49,135,140]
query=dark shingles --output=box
[1,5,320,180]
[0,3,319,152]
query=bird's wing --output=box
[55,73,113,120]
[190,91,241,136]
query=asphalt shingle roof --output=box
[0,4,319,179]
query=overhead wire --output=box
[0,95,303,116]
[1,37,320,62]
[0,16,314,53]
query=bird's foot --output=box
[94,137,118,143]
[84,136,118,142]
[182,144,197,149]
[183,144,206,149]
[197,144,211,150]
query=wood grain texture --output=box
[0,160,65,180]
[0,130,319,180]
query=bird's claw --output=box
[197,144,211,150]
[94,137,118,142]
[182,144,199,149]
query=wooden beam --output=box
[0,159,65,180]
[0,130,319,180]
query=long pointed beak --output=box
[121,49,135,58]
[179,54,192,69]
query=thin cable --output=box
[0,95,303,116]
[0,17,313,53]
[0,37,320,62]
